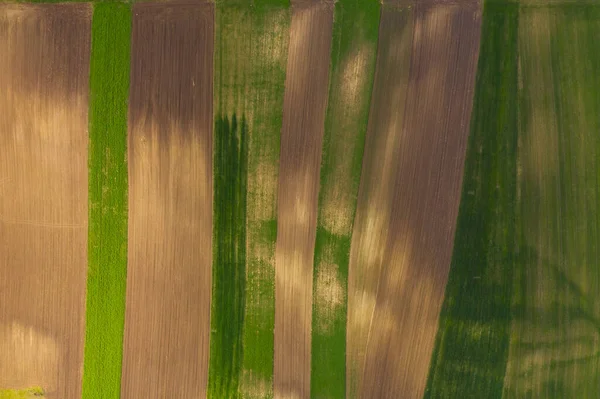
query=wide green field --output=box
[427,2,600,398]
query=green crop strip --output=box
[424,3,519,398]
[210,3,289,398]
[209,114,249,398]
[310,0,380,398]
[82,3,131,399]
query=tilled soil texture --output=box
[0,4,91,399]
[424,4,519,398]
[273,2,333,398]
[121,3,214,398]
[346,3,481,399]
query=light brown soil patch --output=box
[273,3,333,398]
[121,4,214,398]
[0,4,91,399]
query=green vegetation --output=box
[82,4,131,399]
[424,4,519,398]
[427,3,600,398]
[503,5,600,397]
[310,0,380,398]
[209,114,249,398]
[210,3,290,398]
[0,388,44,399]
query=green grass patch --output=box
[0,388,44,399]
[424,3,519,398]
[210,4,290,398]
[81,3,131,399]
[209,114,249,399]
[310,0,380,398]
[502,5,600,397]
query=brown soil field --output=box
[0,4,91,399]
[345,6,415,398]
[347,3,481,399]
[273,2,333,398]
[121,3,214,398]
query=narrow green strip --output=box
[82,4,131,399]
[209,4,290,398]
[209,113,249,398]
[310,1,379,398]
[424,3,519,398]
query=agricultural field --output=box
[273,3,334,397]
[82,4,131,399]
[2,0,600,398]
[310,0,379,398]
[0,4,91,398]
[121,3,214,398]
[209,1,290,398]
[425,4,520,398]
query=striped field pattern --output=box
[1,0,599,398]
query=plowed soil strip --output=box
[82,4,131,399]
[346,6,414,398]
[347,3,481,398]
[0,4,91,398]
[310,0,379,397]
[210,2,291,398]
[424,4,519,398]
[122,4,214,398]
[273,3,333,398]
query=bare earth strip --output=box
[347,3,481,398]
[121,4,214,398]
[346,6,415,398]
[0,4,91,399]
[273,3,333,398]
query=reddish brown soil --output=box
[347,3,482,398]
[273,2,334,398]
[121,3,214,398]
[0,4,91,399]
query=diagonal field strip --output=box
[345,6,415,397]
[209,1,290,398]
[503,5,600,397]
[309,0,379,397]
[82,4,131,399]
[424,3,520,398]
[347,2,481,398]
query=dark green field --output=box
[209,2,290,398]
[424,4,519,398]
